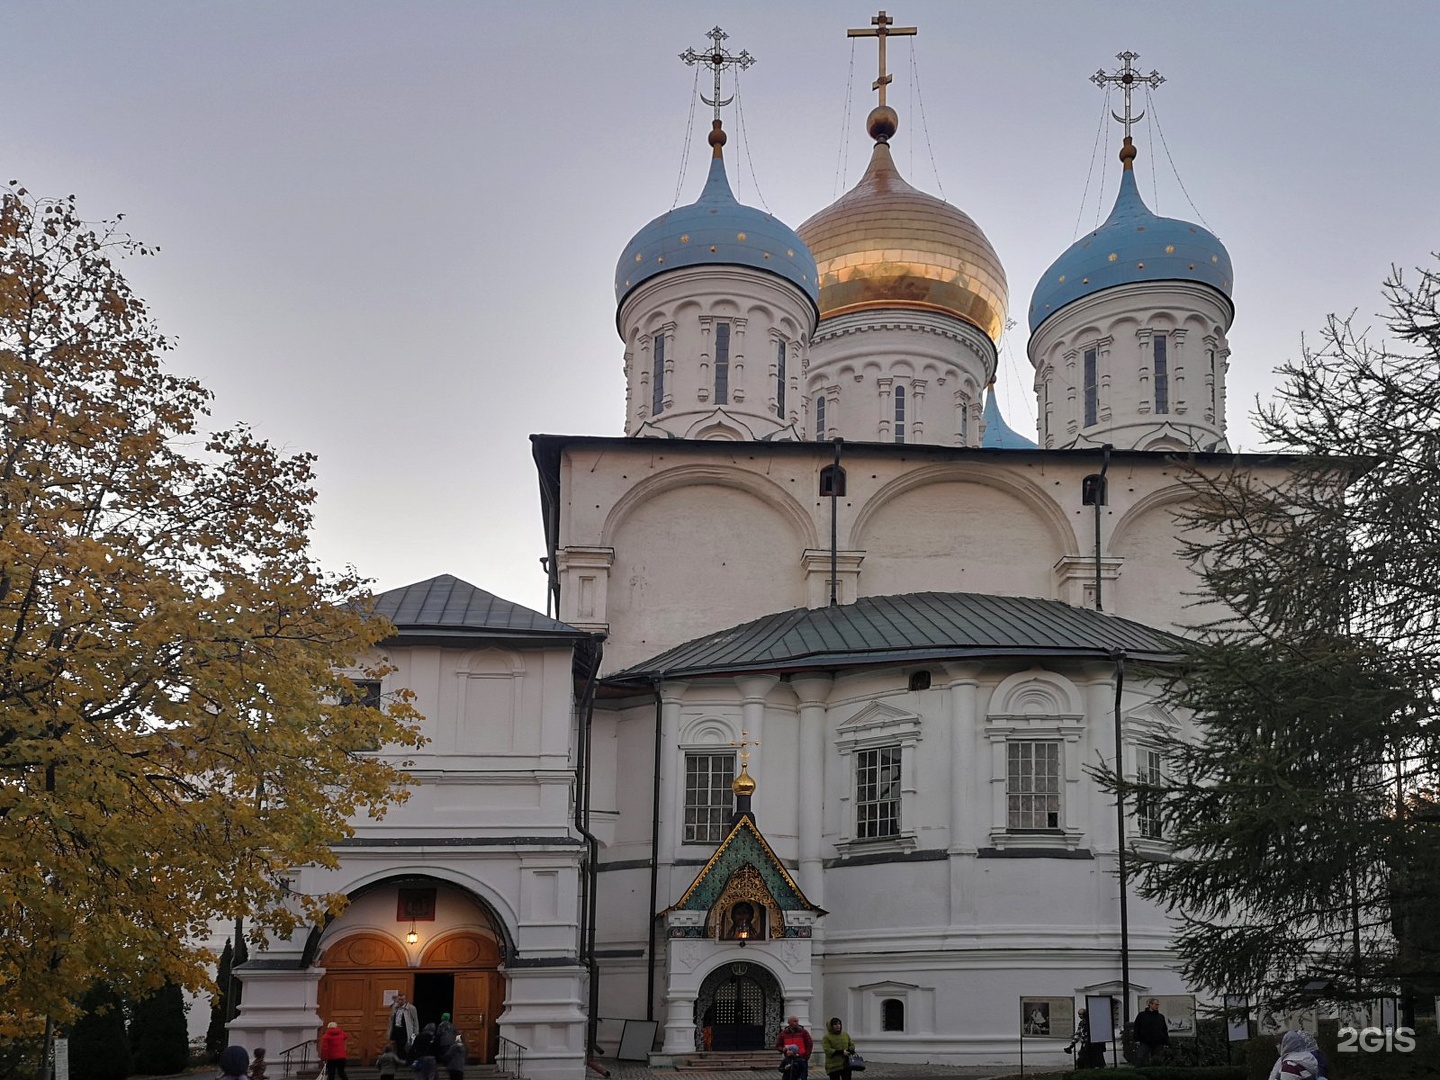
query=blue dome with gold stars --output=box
[615,121,818,323]
[1028,142,1232,334]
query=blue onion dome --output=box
[615,120,819,324]
[1028,137,1233,333]
[981,384,1037,449]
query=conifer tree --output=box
[1115,259,1440,1011]
[128,981,189,1075]
[205,940,233,1062]
[68,983,131,1080]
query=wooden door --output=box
[317,935,412,1061]
[454,971,502,1063]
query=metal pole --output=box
[1112,651,1131,1055]
[1095,445,1111,611]
[830,438,842,607]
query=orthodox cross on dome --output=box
[1091,50,1165,140]
[847,9,917,108]
[680,26,755,122]
[728,728,760,766]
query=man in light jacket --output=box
[388,993,420,1057]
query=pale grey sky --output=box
[7,2,1437,614]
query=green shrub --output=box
[128,982,190,1074]
[69,982,132,1080]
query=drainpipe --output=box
[573,635,605,1054]
[1111,651,1131,1039]
[646,676,665,1022]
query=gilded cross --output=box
[1091,51,1165,140]
[847,10,917,108]
[680,26,756,122]
[728,729,760,766]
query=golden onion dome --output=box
[797,137,1009,343]
[731,762,757,797]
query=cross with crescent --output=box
[728,728,760,766]
[1091,50,1165,140]
[848,10,918,108]
[680,26,756,122]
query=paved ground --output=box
[158,1056,1033,1080]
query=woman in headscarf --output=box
[1267,1030,1320,1080]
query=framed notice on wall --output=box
[1152,995,1197,1038]
[1019,997,1074,1038]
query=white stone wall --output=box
[552,440,1272,673]
[588,662,1194,1066]
[805,309,996,446]
[619,265,815,441]
[227,639,588,1080]
[1027,281,1232,452]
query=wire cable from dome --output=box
[907,38,946,202]
[672,65,701,210]
[1143,83,1215,232]
[832,37,858,200]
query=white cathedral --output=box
[229,20,1286,1078]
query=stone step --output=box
[673,1051,784,1071]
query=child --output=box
[374,1040,404,1080]
[248,1047,268,1080]
[443,1034,466,1080]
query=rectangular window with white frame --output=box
[855,745,901,839]
[684,752,736,844]
[1007,740,1061,830]
[1137,747,1164,840]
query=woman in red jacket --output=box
[318,1022,350,1080]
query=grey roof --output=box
[608,592,1180,683]
[371,574,584,642]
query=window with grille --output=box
[814,394,827,440]
[893,384,906,443]
[1153,333,1169,414]
[1083,347,1098,427]
[1137,748,1164,840]
[1007,741,1061,830]
[714,322,731,405]
[775,340,787,417]
[652,333,666,416]
[684,752,736,844]
[882,998,906,1032]
[855,745,901,839]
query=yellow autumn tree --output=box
[0,183,424,1040]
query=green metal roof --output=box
[607,592,1180,683]
[371,574,585,643]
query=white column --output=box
[734,675,779,820]
[656,682,689,869]
[944,662,984,927]
[790,676,832,904]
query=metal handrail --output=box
[497,1034,528,1077]
[278,1037,319,1079]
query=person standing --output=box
[374,1041,404,1080]
[318,1022,350,1080]
[443,1034,467,1080]
[821,1018,855,1080]
[410,1023,440,1080]
[777,1016,813,1080]
[1133,998,1169,1066]
[389,992,420,1057]
[435,1012,457,1054]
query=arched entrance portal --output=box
[318,932,503,1063]
[695,962,783,1052]
[315,880,507,1064]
